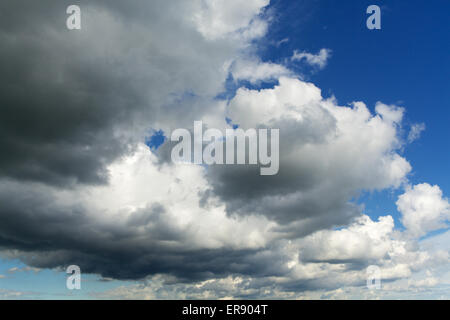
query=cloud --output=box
[291,48,332,69]
[213,77,411,233]
[397,183,450,238]
[230,59,291,84]
[276,38,289,47]
[0,0,268,186]
[0,0,278,282]
[95,219,450,299]
[7,266,41,274]
[408,123,426,143]
[0,289,28,299]
[0,145,279,281]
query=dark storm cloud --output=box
[152,111,359,236]
[0,0,234,186]
[0,179,291,281]
[0,0,280,283]
[0,1,136,185]
[0,0,414,292]
[199,114,361,234]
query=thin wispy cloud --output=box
[291,48,332,69]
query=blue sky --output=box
[254,0,450,229]
[1,0,449,299]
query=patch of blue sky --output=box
[145,129,166,151]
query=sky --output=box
[0,0,449,299]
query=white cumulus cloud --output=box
[397,183,450,238]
